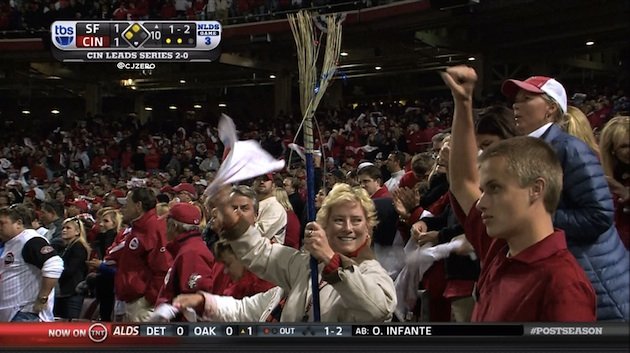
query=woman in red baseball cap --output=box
[501,76,568,136]
[500,73,629,321]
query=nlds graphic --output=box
[50,21,222,63]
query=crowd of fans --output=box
[0,66,629,324]
[0,0,397,31]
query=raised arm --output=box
[440,66,481,214]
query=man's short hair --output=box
[283,177,298,189]
[389,151,406,169]
[41,200,65,217]
[231,185,259,215]
[0,204,34,227]
[357,165,382,182]
[478,136,563,213]
[474,105,518,140]
[129,187,157,212]
[410,152,434,178]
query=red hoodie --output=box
[156,231,215,304]
[114,209,173,304]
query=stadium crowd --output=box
[0,66,629,323]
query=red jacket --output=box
[284,210,301,249]
[114,209,173,304]
[157,231,216,304]
[223,270,276,299]
[144,150,161,170]
[210,262,232,296]
[405,130,426,154]
[371,186,391,199]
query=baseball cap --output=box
[160,185,175,194]
[173,183,198,198]
[501,76,567,114]
[168,203,201,225]
[194,179,208,187]
[256,173,274,181]
[399,171,420,189]
[109,189,126,198]
[68,199,89,213]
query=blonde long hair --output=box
[274,188,294,212]
[62,217,91,255]
[98,207,123,233]
[561,106,601,158]
[599,115,630,178]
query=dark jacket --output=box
[423,202,480,281]
[288,192,304,220]
[421,172,450,209]
[544,124,629,321]
[57,240,88,297]
[92,229,116,259]
[372,197,399,247]
[48,218,65,253]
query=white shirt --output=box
[256,197,288,245]
[0,230,63,322]
[528,122,553,139]
[384,170,405,193]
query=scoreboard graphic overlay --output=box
[0,322,626,347]
[51,21,222,62]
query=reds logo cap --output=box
[168,203,201,225]
[173,183,198,199]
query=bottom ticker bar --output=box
[0,323,625,347]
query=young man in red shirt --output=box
[114,187,172,322]
[440,66,596,322]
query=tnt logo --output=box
[53,24,74,46]
[88,323,108,343]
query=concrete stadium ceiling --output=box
[0,0,628,100]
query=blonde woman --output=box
[599,116,630,249]
[54,217,91,320]
[87,207,123,321]
[274,188,301,249]
[174,183,396,322]
[561,106,601,158]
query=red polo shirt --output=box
[450,195,596,322]
[371,186,391,199]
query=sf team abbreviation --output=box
[50,20,222,63]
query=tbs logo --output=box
[53,23,74,46]
[88,323,108,343]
